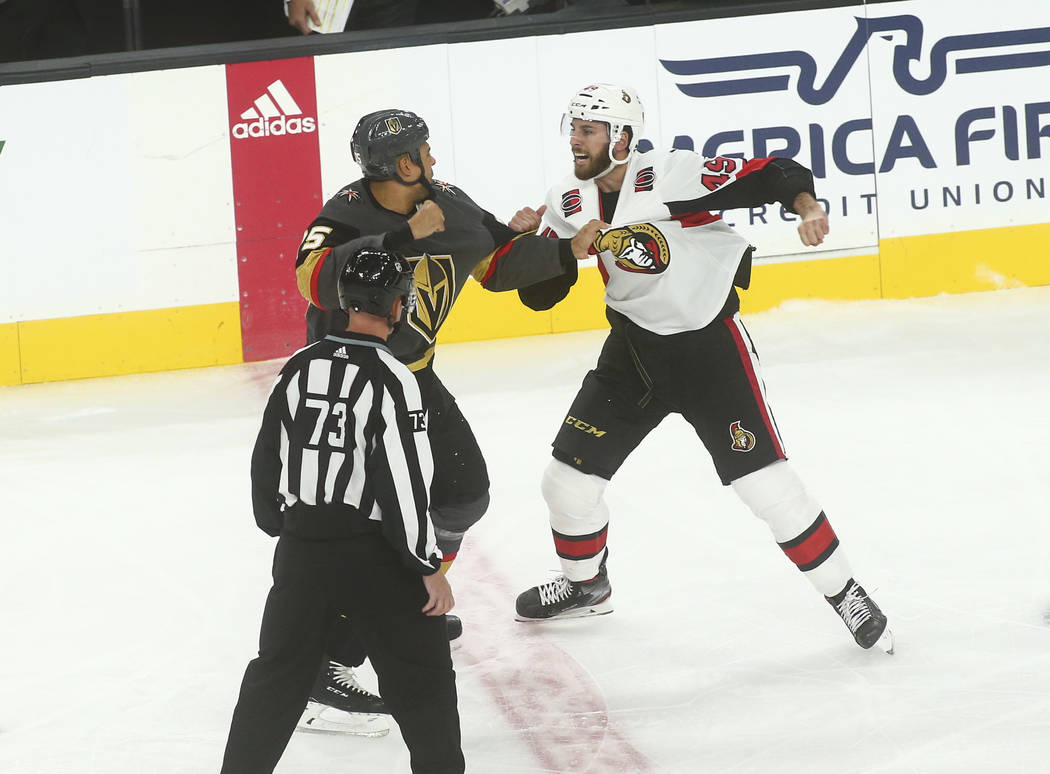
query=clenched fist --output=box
[509,204,547,233]
[409,200,446,240]
[793,192,830,247]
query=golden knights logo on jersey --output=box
[594,223,670,274]
[407,253,455,342]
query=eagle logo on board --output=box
[593,223,670,274]
[406,253,455,343]
[729,420,756,452]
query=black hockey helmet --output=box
[338,247,416,325]
[351,109,430,180]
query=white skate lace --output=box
[329,662,372,695]
[836,588,873,634]
[537,575,574,606]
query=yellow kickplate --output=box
[17,302,243,384]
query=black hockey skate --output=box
[297,661,390,736]
[515,556,613,621]
[827,579,894,653]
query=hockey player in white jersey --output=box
[512,83,893,653]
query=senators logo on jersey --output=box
[729,420,756,452]
[407,253,455,343]
[593,223,670,274]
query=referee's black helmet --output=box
[338,248,416,321]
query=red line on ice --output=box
[454,549,653,773]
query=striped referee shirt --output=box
[250,333,440,575]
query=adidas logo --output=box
[232,79,317,140]
[333,346,349,359]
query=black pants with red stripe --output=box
[553,297,786,485]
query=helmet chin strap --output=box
[593,128,632,180]
[384,148,436,197]
[393,174,436,200]
[594,152,631,180]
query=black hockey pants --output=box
[220,533,464,774]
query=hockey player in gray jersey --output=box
[292,108,602,728]
[511,83,893,654]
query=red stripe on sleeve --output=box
[736,156,775,179]
[310,248,331,309]
[480,239,518,286]
[671,211,722,228]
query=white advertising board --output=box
[654,5,879,260]
[866,0,1050,238]
[314,45,457,201]
[3,0,1046,330]
[0,66,238,323]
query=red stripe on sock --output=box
[552,530,607,559]
[781,519,837,568]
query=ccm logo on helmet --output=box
[562,189,583,216]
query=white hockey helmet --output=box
[561,83,645,168]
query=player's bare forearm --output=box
[794,192,829,247]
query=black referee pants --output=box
[220,533,464,774]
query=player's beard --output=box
[573,143,611,180]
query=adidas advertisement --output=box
[226,57,322,361]
[231,78,317,140]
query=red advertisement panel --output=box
[226,57,322,361]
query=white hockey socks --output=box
[542,459,610,582]
[732,461,852,597]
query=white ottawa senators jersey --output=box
[538,149,788,335]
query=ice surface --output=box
[2,287,1048,773]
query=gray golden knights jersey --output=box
[536,149,816,335]
[295,178,573,371]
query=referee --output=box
[220,247,464,774]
